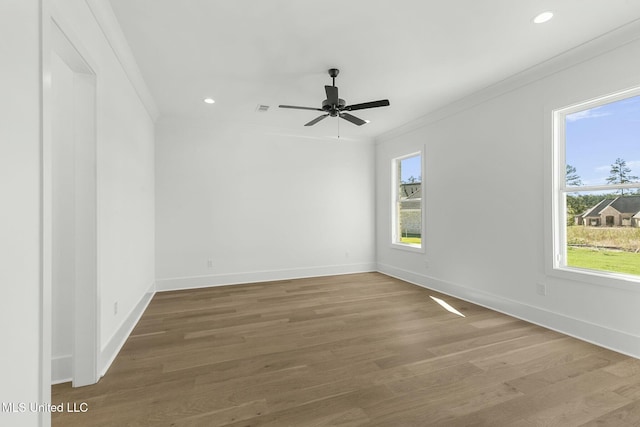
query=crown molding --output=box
[376,18,640,144]
[85,0,160,121]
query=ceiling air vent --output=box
[256,104,270,112]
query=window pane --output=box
[565,95,640,187]
[395,154,422,246]
[565,190,640,277]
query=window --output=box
[553,88,640,280]
[392,152,423,250]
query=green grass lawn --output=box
[400,237,422,245]
[567,246,640,276]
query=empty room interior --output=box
[5,1,640,426]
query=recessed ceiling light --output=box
[533,11,554,24]
[203,98,215,104]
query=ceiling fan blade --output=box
[325,85,339,105]
[339,112,367,126]
[345,99,390,111]
[305,114,329,126]
[279,105,324,111]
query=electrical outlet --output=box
[424,260,429,269]
[536,283,547,296]
[207,259,213,268]
[114,301,118,315]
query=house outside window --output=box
[553,88,640,280]
[392,152,423,250]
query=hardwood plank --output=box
[52,272,640,426]
[581,399,640,426]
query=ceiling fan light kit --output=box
[279,68,390,127]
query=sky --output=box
[399,154,421,182]
[565,94,640,187]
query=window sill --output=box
[391,242,425,254]
[549,265,640,292]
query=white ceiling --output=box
[108,0,640,140]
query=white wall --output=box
[47,0,156,377]
[0,1,44,425]
[376,27,640,357]
[155,119,376,290]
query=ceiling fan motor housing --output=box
[322,98,346,116]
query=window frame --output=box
[551,86,640,288]
[391,151,425,253]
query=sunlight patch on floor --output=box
[430,295,465,317]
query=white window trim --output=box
[550,86,640,290]
[391,151,425,253]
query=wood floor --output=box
[52,272,640,426]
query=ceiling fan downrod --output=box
[328,68,339,87]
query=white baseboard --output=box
[99,282,156,377]
[155,262,377,292]
[51,355,72,385]
[377,263,640,359]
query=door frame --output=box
[42,5,100,393]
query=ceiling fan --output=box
[279,68,390,126]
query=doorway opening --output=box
[49,19,99,388]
